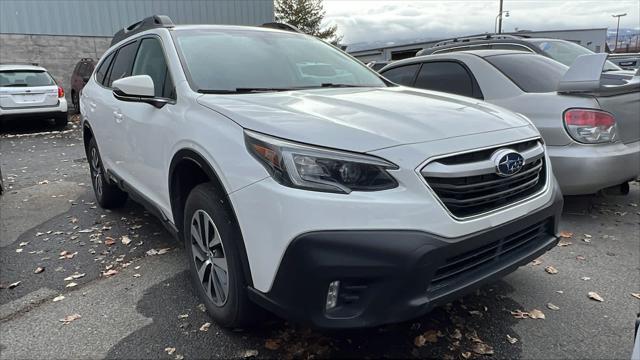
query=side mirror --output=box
[112,75,169,108]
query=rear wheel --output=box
[183,183,258,328]
[72,92,80,114]
[55,113,68,128]
[87,137,127,208]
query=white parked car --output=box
[0,64,68,127]
[81,16,563,328]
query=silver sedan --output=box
[379,50,640,195]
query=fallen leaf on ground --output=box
[66,282,78,288]
[545,266,558,274]
[64,273,85,281]
[121,235,132,245]
[506,334,518,344]
[38,180,49,185]
[581,277,591,281]
[197,303,206,312]
[240,350,259,358]
[265,339,282,351]
[576,255,586,261]
[559,231,573,238]
[199,322,211,332]
[16,249,23,253]
[146,248,171,256]
[102,269,118,277]
[631,293,640,300]
[531,258,543,266]
[472,342,494,355]
[34,267,45,274]
[19,241,29,247]
[133,273,141,278]
[53,295,65,302]
[511,310,529,319]
[59,313,81,324]
[547,303,560,310]
[178,314,189,319]
[164,347,176,355]
[451,328,462,340]
[529,309,545,319]
[461,351,472,359]
[104,237,116,246]
[59,251,78,259]
[8,281,21,289]
[557,239,572,247]
[588,292,604,302]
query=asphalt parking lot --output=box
[1,116,639,360]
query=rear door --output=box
[413,61,483,99]
[0,70,59,109]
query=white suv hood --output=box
[197,86,534,152]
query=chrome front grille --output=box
[421,139,547,218]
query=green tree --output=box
[274,0,342,44]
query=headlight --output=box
[245,130,398,193]
[563,108,616,144]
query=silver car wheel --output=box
[90,147,103,197]
[191,209,229,307]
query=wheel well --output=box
[82,124,93,156]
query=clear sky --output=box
[323,0,640,44]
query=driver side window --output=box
[131,38,175,99]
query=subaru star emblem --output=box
[492,149,525,177]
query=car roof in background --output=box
[0,64,47,72]
[380,49,536,71]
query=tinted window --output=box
[174,29,385,92]
[485,53,568,93]
[0,70,55,87]
[131,38,174,98]
[80,62,94,77]
[106,41,138,87]
[528,39,620,71]
[95,52,115,85]
[380,64,419,85]
[414,61,474,97]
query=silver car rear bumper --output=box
[547,140,640,195]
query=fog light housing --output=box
[325,281,340,310]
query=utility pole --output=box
[612,13,627,52]
[497,0,504,34]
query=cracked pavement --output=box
[1,117,639,359]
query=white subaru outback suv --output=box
[81,16,563,329]
[0,64,68,127]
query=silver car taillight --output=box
[563,108,616,144]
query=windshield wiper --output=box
[198,87,301,94]
[320,83,366,88]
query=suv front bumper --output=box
[248,182,563,329]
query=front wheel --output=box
[183,183,258,328]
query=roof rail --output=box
[111,15,174,46]
[431,34,522,48]
[261,22,303,33]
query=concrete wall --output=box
[0,34,112,107]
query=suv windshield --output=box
[485,53,568,93]
[173,29,386,92]
[0,70,55,87]
[528,39,621,71]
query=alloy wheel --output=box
[90,147,103,197]
[190,209,229,306]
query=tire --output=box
[87,137,128,208]
[72,92,80,114]
[55,113,68,128]
[183,183,258,328]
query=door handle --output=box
[113,110,123,123]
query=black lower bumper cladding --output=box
[249,183,563,329]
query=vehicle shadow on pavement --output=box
[106,270,526,359]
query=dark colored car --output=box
[70,58,95,112]
[417,34,624,72]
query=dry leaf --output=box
[19,241,29,247]
[559,231,573,238]
[588,292,604,302]
[146,248,170,256]
[545,266,558,274]
[104,237,116,246]
[506,334,518,344]
[34,267,45,274]
[16,249,23,253]
[265,339,282,351]
[557,239,572,247]
[414,334,426,348]
[133,273,141,278]
[164,347,176,355]
[178,314,189,319]
[581,277,591,281]
[529,309,546,319]
[631,293,640,300]
[472,342,494,355]
[451,328,463,340]
[102,269,118,277]
[59,313,81,324]
[53,295,65,302]
[241,350,259,358]
[8,281,21,289]
[199,322,211,332]
[121,235,132,245]
[64,273,85,281]
[511,310,529,319]
[576,255,586,261]
[66,282,78,288]
[461,351,472,359]
[546,303,560,310]
[531,258,543,266]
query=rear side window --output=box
[414,61,476,98]
[106,41,138,87]
[484,53,568,93]
[131,38,175,98]
[0,70,55,87]
[380,64,420,85]
[95,52,115,86]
